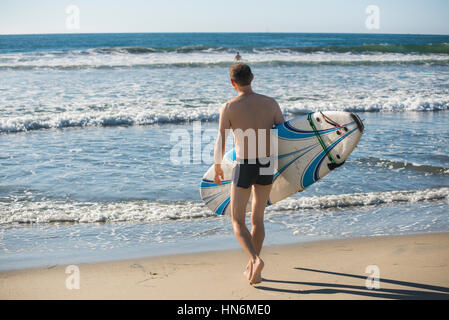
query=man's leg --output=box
[244,183,272,283]
[251,184,272,253]
[231,184,263,284]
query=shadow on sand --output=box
[255,267,449,299]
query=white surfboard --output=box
[200,111,364,215]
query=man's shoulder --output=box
[224,94,277,110]
[254,93,272,99]
[253,93,278,109]
[226,96,241,105]
[223,97,240,111]
[221,100,232,112]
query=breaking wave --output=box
[2,99,448,133]
[1,187,447,224]
[1,43,449,70]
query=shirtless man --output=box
[234,51,242,62]
[213,63,284,285]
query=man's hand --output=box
[214,164,224,185]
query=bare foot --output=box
[244,260,262,283]
[243,261,251,280]
[249,257,264,285]
[252,272,262,284]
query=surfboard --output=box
[200,111,364,215]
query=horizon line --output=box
[1,31,449,36]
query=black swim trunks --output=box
[232,158,274,188]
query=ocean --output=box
[0,33,448,271]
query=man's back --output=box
[225,93,283,159]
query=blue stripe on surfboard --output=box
[302,127,358,188]
[284,121,338,135]
[222,199,231,215]
[226,149,236,161]
[202,192,225,205]
[200,179,232,188]
[276,123,317,140]
[215,196,230,215]
[283,120,356,134]
[277,143,318,160]
[273,144,319,181]
[277,120,356,141]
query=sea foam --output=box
[1,187,447,224]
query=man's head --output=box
[229,63,253,89]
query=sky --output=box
[0,0,448,35]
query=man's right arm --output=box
[213,103,231,185]
[214,103,231,164]
[273,100,285,126]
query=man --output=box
[213,63,284,285]
[234,51,242,62]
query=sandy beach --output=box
[1,232,448,300]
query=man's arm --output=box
[213,103,231,185]
[273,100,285,126]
